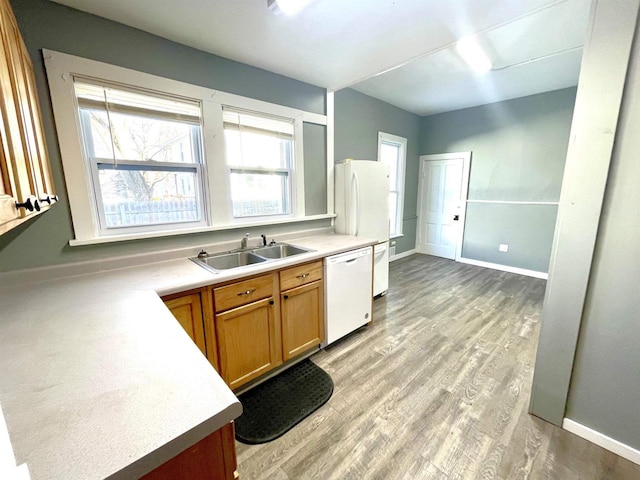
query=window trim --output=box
[377,131,407,237]
[44,49,325,244]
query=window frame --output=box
[75,83,209,236]
[377,131,407,238]
[222,108,297,220]
[44,50,325,245]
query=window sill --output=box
[390,233,404,240]
[68,213,336,247]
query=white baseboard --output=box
[390,249,416,262]
[458,257,548,279]
[563,418,640,465]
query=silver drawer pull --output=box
[296,273,309,279]
[237,288,256,296]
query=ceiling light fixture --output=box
[267,0,313,16]
[456,37,492,74]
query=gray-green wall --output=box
[0,0,328,272]
[334,88,421,255]
[420,88,576,272]
[564,24,640,450]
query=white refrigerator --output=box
[334,160,390,296]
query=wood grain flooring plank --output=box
[236,254,640,480]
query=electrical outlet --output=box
[391,240,396,247]
[499,244,509,252]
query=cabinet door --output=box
[141,422,237,480]
[281,280,324,361]
[0,1,28,227]
[16,40,54,199]
[0,0,55,233]
[164,293,207,357]
[216,297,281,390]
[0,129,20,227]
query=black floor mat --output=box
[235,359,333,444]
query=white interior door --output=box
[416,153,471,260]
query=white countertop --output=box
[0,233,373,480]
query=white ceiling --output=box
[50,0,592,116]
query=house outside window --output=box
[377,132,407,237]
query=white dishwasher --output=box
[322,246,373,347]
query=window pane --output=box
[224,129,291,169]
[389,191,398,236]
[97,166,200,228]
[81,109,199,163]
[380,142,399,188]
[230,171,289,217]
[223,109,294,218]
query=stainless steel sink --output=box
[196,251,266,271]
[190,242,312,273]
[252,244,310,259]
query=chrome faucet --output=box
[240,233,250,250]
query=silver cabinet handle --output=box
[296,273,309,279]
[237,288,256,296]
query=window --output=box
[45,50,327,245]
[223,109,294,218]
[74,80,206,235]
[377,132,407,237]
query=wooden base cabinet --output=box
[163,292,207,356]
[163,261,326,391]
[141,422,238,480]
[215,296,282,390]
[212,273,282,390]
[280,261,324,361]
[162,291,219,372]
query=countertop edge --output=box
[107,401,243,480]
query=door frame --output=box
[416,152,472,261]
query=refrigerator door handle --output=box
[353,171,361,236]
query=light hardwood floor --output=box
[236,254,640,479]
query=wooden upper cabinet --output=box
[0,0,56,234]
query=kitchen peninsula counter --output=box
[0,232,373,479]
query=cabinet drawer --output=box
[280,260,323,291]
[214,274,274,312]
